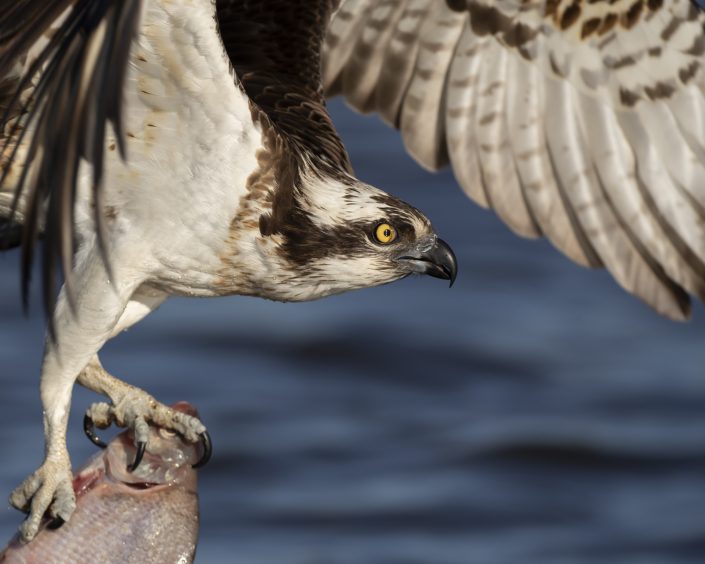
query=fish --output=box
[1,401,202,564]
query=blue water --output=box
[1,100,704,564]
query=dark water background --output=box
[1,100,704,563]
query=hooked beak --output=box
[397,238,458,287]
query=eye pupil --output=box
[375,223,396,244]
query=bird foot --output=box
[9,454,76,541]
[83,389,211,470]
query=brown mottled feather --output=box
[323,0,705,319]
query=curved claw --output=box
[48,517,65,530]
[83,413,108,449]
[128,441,147,472]
[192,430,212,469]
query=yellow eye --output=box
[374,223,397,244]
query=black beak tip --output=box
[437,238,457,288]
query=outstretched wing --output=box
[0,0,142,312]
[322,0,705,320]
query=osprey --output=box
[1,0,704,541]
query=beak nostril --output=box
[395,238,457,285]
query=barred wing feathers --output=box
[322,0,705,320]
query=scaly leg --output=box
[9,250,142,541]
[78,357,211,470]
[77,288,210,468]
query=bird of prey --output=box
[0,0,703,542]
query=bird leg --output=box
[78,357,211,470]
[9,252,141,541]
[8,445,75,538]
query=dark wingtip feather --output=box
[0,219,21,250]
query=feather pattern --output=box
[398,5,465,171]
[474,40,540,238]
[0,0,142,314]
[340,1,407,113]
[323,0,705,319]
[322,0,375,100]
[504,43,598,266]
[445,24,489,208]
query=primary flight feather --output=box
[324,0,705,320]
[0,0,702,541]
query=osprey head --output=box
[255,173,457,302]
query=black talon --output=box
[83,414,108,449]
[47,517,65,530]
[192,430,212,469]
[128,441,147,472]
